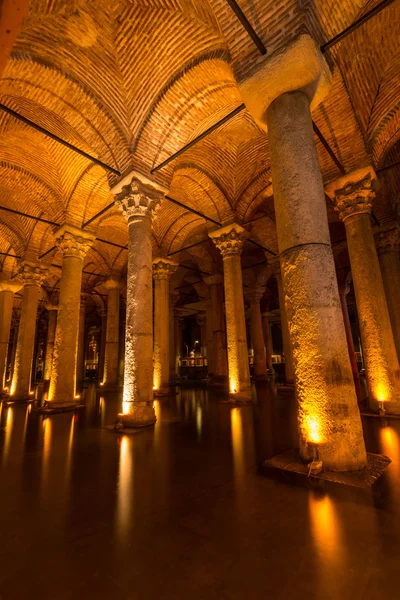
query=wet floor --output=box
[0,383,400,599]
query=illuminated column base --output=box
[266,91,366,471]
[115,177,163,427]
[329,169,400,415]
[209,225,251,400]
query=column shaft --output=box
[249,295,267,378]
[11,283,40,400]
[376,231,400,361]
[44,309,57,381]
[0,290,15,392]
[267,91,366,470]
[76,301,86,391]
[261,313,273,371]
[275,271,294,383]
[338,290,363,404]
[153,277,170,393]
[104,287,120,386]
[98,311,107,383]
[205,276,228,380]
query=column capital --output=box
[246,288,264,304]
[375,227,400,255]
[326,167,377,222]
[115,177,163,222]
[203,274,223,286]
[152,257,178,280]
[104,274,123,291]
[45,302,59,311]
[55,224,95,259]
[0,274,22,294]
[209,223,248,258]
[18,261,48,286]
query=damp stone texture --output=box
[152,258,178,395]
[115,177,163,427]
[0,277,22,394]
[43,302,58,382]
[209,224,251,399]
[273,263,295,384]
[48,225,95,408]
[330,169,400,414]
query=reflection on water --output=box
[2,406,14,464]
[116,435,133,540]
[380,425,400,493]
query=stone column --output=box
[115,177,163,427]
[273,265,295,384]
[11,262,47,401]
[261,312,273,372]
[169,292,179,382]
[204,274,228,383]
[0,277,22,394]
[266,91,366,470]
[98,308,107,383]
[175,312,184,376]
[43,303,58,382]
[209,224,251,399]
[337,277,363,404]
[7,317,19,387]
[103,276,122,388]
[76,296,89,394]
[375,227,400,362]
[330,169,400,414]
[47,225,94,408]
[247,289,268,379]
[153,258,178,395]
[196,314,206,354]
[205,303,214,373]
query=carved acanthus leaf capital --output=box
[115,177,163,222]
[375,228,400,255]
[152,258,178,280]
[18,261,48,287]
[333,174,375,222]
[55,225,95,260]
[209,223,248,258]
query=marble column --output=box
[337,277,363,404]
[261,312,273,372]
[330,169,400,414]
[43,303,58,382]
[247,289,268,379]
[175,313,184,376]
[266,91,366,470]
[98,308,107,384]
[204,274,228,383]
[209,224,251,399]
[153,258,178,395]
[76,297,86,393]
[11,262,47,401]
[115,177,163,427]
[273,265,295,384]
[375,227,400,362]
[169,292,179,382]
[103,276,122,388]
[48,225,94,408]
[0,277,22,395]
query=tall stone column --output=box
[169,292,179,382]
[175,312,184,376]
[196,314,206,354]
[47,226,94,408]
[330,169,400,414]
[205,303,214,373]
[153,258,178,395]
[261,312,273,372]
[337,277,363,404]
[103,276,122,388]
[265,91,366,470]
[98,308,107,383]
[43,303,58,382]
[204,274,228,383]
[273,265,295,384]
[76,297,87,392]
[209,224,251,399]
[7,317,19,387]
[375,227,400,362]
[247,289,268,379]
[115,177,163,427]
[0,278,22,394]
[11,262,47,401]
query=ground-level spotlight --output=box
[378,400,386,417]
[307,441,323,477]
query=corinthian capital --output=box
[55,224,95,260]
[326,168,377,222]
[152,257,178,280]
[115,177,163,222]
[18,260,48,286]
[375,227,400,255]
[209,223,248,258]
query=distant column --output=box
[247,289,268,379]
[103,275,122,388]
[0,277,22,395]
[204,274,228,383]
[43,302,58,382]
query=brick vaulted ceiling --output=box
[0,0,400,298]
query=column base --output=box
[116,403,156,428]
[6,394,35,404]
[99,382,121,392]
[229,388,253,403]
[251,373,269,382]
[37,399,83,413]
[367,397,400,416]
[208,375,229,388]
[154,386,177,397]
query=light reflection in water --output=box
[196,403,202,439]
[231,407,245,481]
[41,417,52,486]
[2,406,14,464]
[380,426,400,488]
[116,435,133,538]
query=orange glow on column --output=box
[305,415,323,444]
